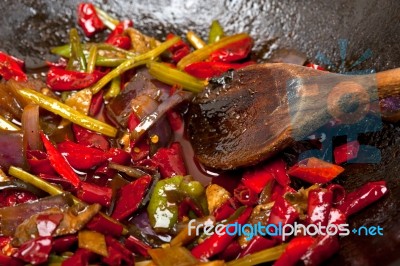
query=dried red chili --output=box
[111,174,152,220]
[209,36,253,62]
[287,157,344,184]
[184,61,254,79]
[47,67,105,91]
[306,188,333,226]
[77,3,105,37]
[40,132,81,188]
[191,207,252,260]
[58,140,108,170]
[152,142,187,178]
[337,181,388,216]
[0,51,27,82]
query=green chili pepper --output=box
[148,175,183,232]
[147,175,207,232]
[208,20,224,44]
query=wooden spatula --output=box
[187,63,400,170]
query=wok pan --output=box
[0,0,399,265]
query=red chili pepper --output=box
[36,213,64,237]
[178,197,205,220]
[219,241,242,261]
[77,3,105,37]
[242,164,275,194]
[239,236,276,258]
[213,199,237,221]
[268,197,299,238]
[264,158,291,187]
[305,63,326,71]
[124,235,151,257]
[105,20,133,43]
[58,140,108,170]
[13,236,53,265]
[130,139,150,162]
[191,207,252,260]
[111,174,152,220]
[107,35,131,50]
[26,150,57,176]
[152,142,187,178]
[234,185,258,206]
[127,112,141,131]
[274,236,316,266]
[301,235,340,266]
[327,208,347,227]
[62,248,96,266]
[337,181,388,216]
[102,236,135,266]
[40,132,81,188]
[166,33,191,63]
[86,214,123,237]
[52,235,78,254]
[76,181,112,207]
[326,184,346,206]
[184,61,254,79]
[209,37,253,62]
[72,124,110,151]
[306,188,333,226]
[0,51,27,82]
[271,184,296,202]
[287,157,344,184]
[89,90,104,117]
[107,148,131,165]
[0,255,24,266]
[47,67,105,91]
[0,190,37,208]
[334,140,360,164]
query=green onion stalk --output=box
[16,88,118,137]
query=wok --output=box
[0,0,399,265]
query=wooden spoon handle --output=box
[376,68,400,98]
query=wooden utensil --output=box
[187,63,400,170]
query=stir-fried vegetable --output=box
[0,3,391,266]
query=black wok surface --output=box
[0,0,399,265]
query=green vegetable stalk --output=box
[208,20,224,44]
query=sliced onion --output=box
[21,104,42,151]
[148,116,172,156]
[0,130,26,170]
[107,69,163,127]
[131,91,193,141]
